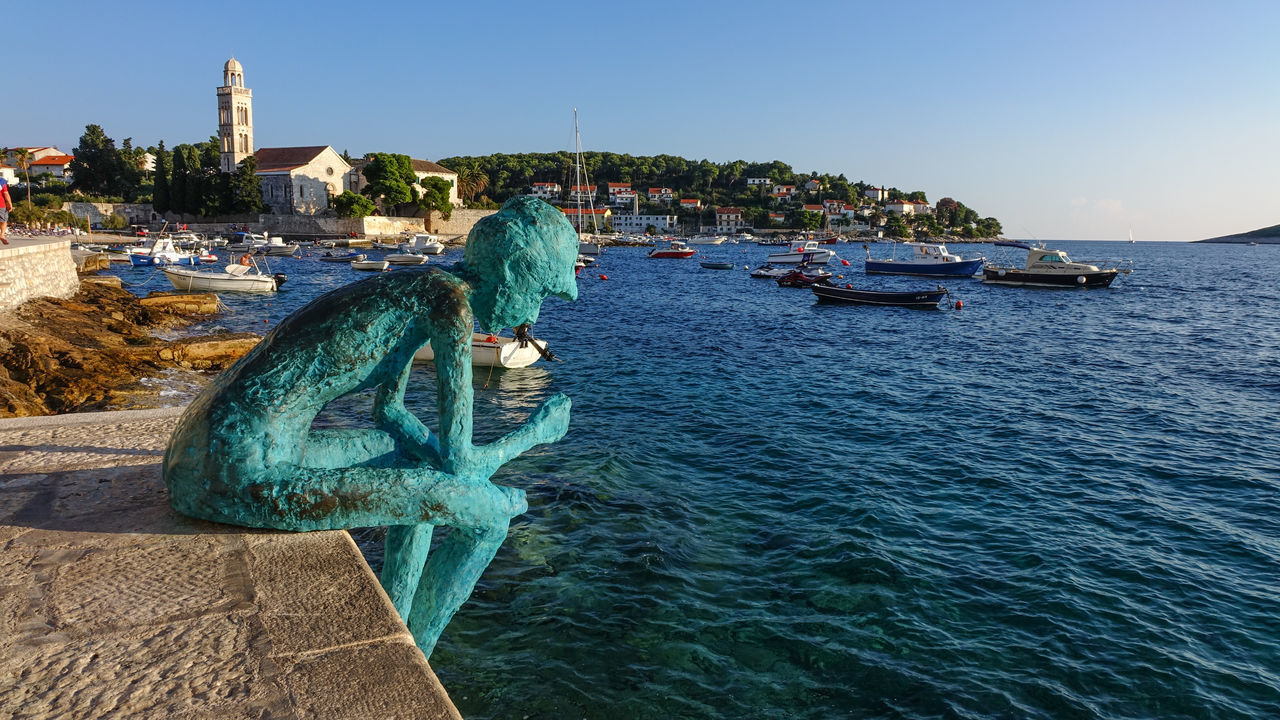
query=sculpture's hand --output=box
[527,393,572,442]
[499,483,530,518]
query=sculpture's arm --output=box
[374,358,443,467]
[471,393,572,477]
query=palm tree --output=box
[13,148,33,204]
[456,161,488,205]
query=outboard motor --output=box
[272,273,288,289]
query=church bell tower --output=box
[217,58,254,174]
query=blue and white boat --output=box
[129,238,199,267]
[864,241,983,277]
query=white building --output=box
[679,198,702,211]
[606,182,635,205]
[0,164,16,184]
[569,184,595,203]
[255,146,352,216]
[885,199,932,216]
[611,213,678,233]
[217,58,254,174]
[746,177,772,186]
[530,182,561,200]
[647,187,674,203]
[864,186,888,202]
[28,153,75,180]
[713,207,744,233]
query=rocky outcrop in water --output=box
[0,278,260,417]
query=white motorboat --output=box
[161,262,283,292]
[687,234,727,245]
[408,233,445,254]
[766,241,835,265]
[129,238,198,266]
[385,250,430,265]
[413,331,549,369]
[261,235,299,256]
[352,259,390,271]
[225,232,267,251]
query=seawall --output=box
[0,407,462,719]
[0,238,80,313]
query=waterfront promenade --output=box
[0,407,460,719]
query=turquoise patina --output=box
[163,196,578,655]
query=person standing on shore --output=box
[0,177,11,244]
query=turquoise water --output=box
[114,241,1280,718]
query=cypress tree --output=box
[169,145,188,215]
[152,141,171,214]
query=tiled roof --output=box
[803,204,823,211]
[31,154,74,166]
[606,182,630,189]
[410,158,455,175]
[254,146,330,172]
[562,207,610,215]
[717,207,743,214]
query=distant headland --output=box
[1195,223,1280,244]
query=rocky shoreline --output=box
[0,277,260,417]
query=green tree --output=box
[885,214,913,239]
[227,156,264,214]
[69,124,123,196]
[333,190,375,218]
[169,145,189,214]
[456,161,488,205]
[418,176,453,231]
[360,153,418,212]
[152,141,171,214]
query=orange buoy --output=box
[599,274,608,280]
[841,259,850,266]
[955,300,963,310]
[485,335,497,343]
[845,283,853,289]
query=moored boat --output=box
[385,251,430,265]
[129,238,199,266]
[161,263,284,292]
[812,283,949,308]
[767,241,835,264]
[864,241,984,277]
[688,234,727,245]
[700,261,735,270]
[318,251,366,262]
[648,240,696,259]
[413,331,551,369]
[407,233,445,255]
[351,259,391,271]
[776,267,832,287]
[982,245,1124,288]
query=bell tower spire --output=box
[217,58,254,174]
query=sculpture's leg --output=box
[302,428,397,469]
[381,523,434,619]
[406,520,512,656]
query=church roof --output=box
[224,57,243,72]
[254,146,332,173]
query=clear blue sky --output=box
[10,0,1278,241]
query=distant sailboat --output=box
[1128,228,1135,244]
[572,108,601,255]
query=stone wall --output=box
[63,202,157,226]
[0,239,81,312]
[427,209,498,237]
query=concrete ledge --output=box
[0,410,460,719]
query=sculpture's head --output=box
[462,196,579,331]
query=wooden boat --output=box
[648,240,696,259]
[700,261,735,270]
[982,245,1121,288]
[413,331,550,369]
[161,263,284,293]
[812,283,949,308]
[351,259,390,271]
[864,241,983,277]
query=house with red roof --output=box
[569,184,596,203]
[885,199,932,216]
[606,182,636,205]
[864,186,888,202]
[713,207,744,232]
[679,198,702,211]
[647,187,674,203]
[28,153,76,180]
[530,182,561,200]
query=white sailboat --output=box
[1128,228,1135,244]
[571,108,603,255]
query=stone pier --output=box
[0,407,461,719]
[0,237,80,313]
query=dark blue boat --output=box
[864,241,983,277]
[812,283,949,309]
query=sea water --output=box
[111,241,1280,719]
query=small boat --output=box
[385,250,430,265]
[161,262,285,292]
[864,241,983,277]
[700,261,735,270]
[413,331,550,369]
[129,238,199,266]
[351,259,391,271]
[407,233,445,255]
[687,234,727,245]
[196,248,220,264]
[813,283,949,309]
[648,240,696,259]
[767,241,835,264]
[261,236,299,256]
[319,251,366,263]
[225,232,267,252]
[370,240,400,250]
[982,245,1123,288]
[776,267,832,287]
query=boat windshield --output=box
[1036,252,1066,263]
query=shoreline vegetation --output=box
[1195,222,1280,243]
[0,278,260,418]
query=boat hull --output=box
[812,284,946,308]
[649,250,696,258]
[130,254,198,267]
[766,249,835,264]
[413,332,546,368]
[700,262,735,269]
[865,258,983,277]
[351,260,390,271]
[161,268,277,292]
[982,267,1117,288]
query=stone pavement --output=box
[0,407,461,719]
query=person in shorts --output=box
[0,177,11,244]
